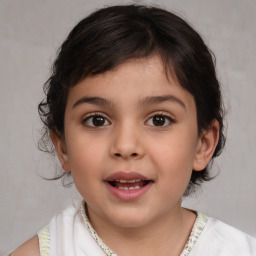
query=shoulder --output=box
[11,236,40,256]
[198,216,256,255]
[9,203,82,256]
[207,217,256,244]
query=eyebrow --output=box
[139,95,186,109]
[72,95,186,109]
[72,96,113,109]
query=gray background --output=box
[0,0,256,254]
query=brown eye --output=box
[146,115,174,127]
[84,115,110,127]
[92,116,105,126]
[153,116,165,126]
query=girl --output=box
[10,4,256,256]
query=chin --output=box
[106,208,153,228]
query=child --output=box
[10,4,256,256]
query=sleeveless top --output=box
[37,201,208,256]
[7,201,256,255]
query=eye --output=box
[146,115,174,127]
[83,114,110,127]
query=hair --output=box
[38,4,226,195]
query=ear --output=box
[51,131,71,172]
[193,119,220,171]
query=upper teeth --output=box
[118,186,141,190]
[116,179,141,183]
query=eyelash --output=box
[82,112,175,128]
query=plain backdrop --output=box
[0,0,256,254]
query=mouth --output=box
[105,171,153,201]
[107,179,151,190]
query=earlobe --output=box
[193,120,220,171]
[51,131,71,172]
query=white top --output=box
[189,217,256,256]
[36,201,256,256]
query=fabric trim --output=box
[80,201,117,256]
[80,201,208,256]
[180,211,208,256]
[38,226,50,256]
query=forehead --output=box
[66,56,195,111]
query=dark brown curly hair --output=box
[38,5,226,195]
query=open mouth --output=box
[105,172,154,200]
[107,179,151,190]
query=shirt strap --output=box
[38,226,50,256]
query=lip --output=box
[105,171,153,201]
[106,171,149,181]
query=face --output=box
[53,56,215,230]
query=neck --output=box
[87,203,196,256]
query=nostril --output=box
[114,152,138,157]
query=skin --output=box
[11,236,40,256]
[13,56,219,255]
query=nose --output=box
[110,124,145,160]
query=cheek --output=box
[151,145,193,201]
[66,138,108,203]
[150,133,197,169]
[148,130,197,189]
[65,135,109,180]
